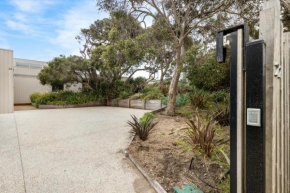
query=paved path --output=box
[14,105,38,111]
[0,107,155,193]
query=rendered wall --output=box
[13,59,51,104]
[0,49,14,114]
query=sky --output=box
[0,0,108,62]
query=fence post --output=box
[283,32,290,192]
[259,0,282,192]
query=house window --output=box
[16,63,44,69]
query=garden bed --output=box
[38,101,106,109]
[128,112,230,193]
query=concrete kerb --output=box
[125,106,168,193]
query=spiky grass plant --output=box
[184,112,227,158]
[127,115,157,141]
[214,103,230,126]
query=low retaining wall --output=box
[37,99,164,110]
[107,99,164,110]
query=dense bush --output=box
[141,85,164,100]
[139,112,155,125]
[161,93,190,107]
[30,91,98,106]
[189,88,211,109]
[30,92,43,103]
[185,46,230,91]
[116,77,147,99]
[212,91,230,104]
[118,91,133,99]
[214,103,230,126]
[175,93,190,107]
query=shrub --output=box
[49,101,66,106]
[160,96,168,106]
[127,115,158,141]
[35,92,58,105]
[33,91,98,106]
[212,91,230,104]
[142,86,164,100]
[175,93,190,107]
[30,92,43,103]
[189,89,211,109]
[118,91,133,99]
[131,77,147,93]
[214,103,230,126]
[183,111,227,158]
[177,79,191,94]
[186,47,230,91]
[115,77,147,99]
[161,93,190,107]
[112,99,118,106]
[129,93,144,100]
[139,112,155,125]
[160,84,170,95]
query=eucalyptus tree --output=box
[142,17,175,88]
[95,0,241,115]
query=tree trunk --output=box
[160,62,164,89]
[160,75,164,88]
[165,43,185,116]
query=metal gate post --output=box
[245,40,266,193]
[216,24,249,193]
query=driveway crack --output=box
[13,114,27,193]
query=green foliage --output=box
[141,85,164,100]
[176,106,194,118]
[185,45,230,91]
[31,91,98,106]
[177,80,191,94]
[29,92,43,103]
[118,91,133,99]
[127,115,158,141]
[38,56,87,90]
[139,112,155,125]
[112,99,118,106]
[116,77,147,99]
[40,11,148,99]
[183,111,227,158]
[129,93,144,100]
[162,93,190,107]
[175,93,190,107]
[211,91,230,104]
[189,89,211,109]
[214,103,230,126]
[218,175,230,193]
[130,77,146,93]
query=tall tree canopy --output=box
[40,11,151,98]
[95,0,249,115]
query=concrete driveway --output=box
[0,107,155,193]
